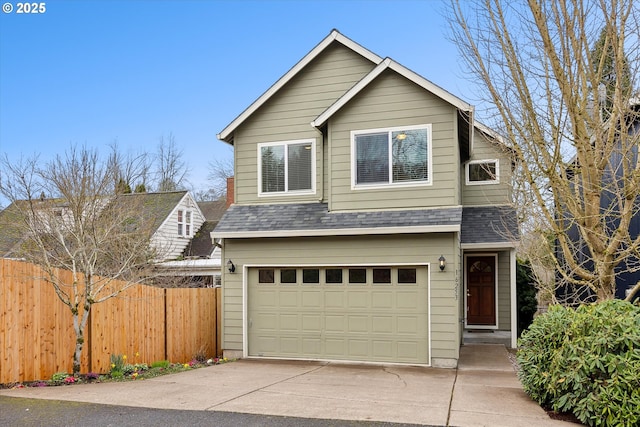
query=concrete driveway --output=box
[0,345,578,426]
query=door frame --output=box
[463,253,499,329]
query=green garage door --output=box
[247,266,429,364]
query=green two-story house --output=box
[213,30,519,368]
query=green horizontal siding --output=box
[220,233,460,361]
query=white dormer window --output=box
[466,159,500,185]
[178,209,192,237]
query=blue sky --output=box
[0,0,475,194]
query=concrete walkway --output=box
[0,344,579,426]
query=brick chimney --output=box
[226,177,235,208]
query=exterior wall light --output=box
[227,259,236,273]
[439,255,446,271]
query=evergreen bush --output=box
[517,300,640,426]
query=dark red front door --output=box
[466,256,496,326]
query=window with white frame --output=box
[177,209,193,236]
[258,139,315,195]
[466,159,499,185]
[352,124,431,187]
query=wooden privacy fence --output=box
[0,259,221,384]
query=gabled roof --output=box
[217,29,382,143]
[311,57,473,128]
[110,191,190,235]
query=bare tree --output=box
[155,133,189,192]
[106,141,152,194]
[0,146,159,374]
[447,0,640,301]
[203,154,234,201]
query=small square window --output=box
[281,269,297,283]
[303,269,320,284]
[326,268,343,284]
[398,268,417,284]
[258,269,275,283]
[466,160,499,184]
[373,268,391,284]
[349,268,367,284]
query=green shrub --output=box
[517,300,640,426]
[51,371,70,384]
[150,360,170,369]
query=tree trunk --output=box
[72,304,92,375]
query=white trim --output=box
[257,138,317,197]
[242,262,432,367]
[465,159,500,185]
[461,242,518,250]
[218,29,382,143]
[214,224,460,239]
[350,124,433,189]
[312,58,473,128]
[463,253,499,329]
[510,248,517,348]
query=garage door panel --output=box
[372,340,393,358]
[348,339,369,357]
[372,315,394,333]
[372,291,394,309]
[302,291,322,307]
[302,314,322,332]
[324,291,345,308]
[325,314,345,332]
[279,313,298,331]
[248,266,429,364]
[279,291,298,307]
[347,291,369,308]
[348,315,369,333]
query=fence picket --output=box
[0,259,220,383]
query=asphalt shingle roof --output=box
[214,202,519,246]
[460,206,519,244]
[214,203,462,236]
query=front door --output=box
[466,256,496,326]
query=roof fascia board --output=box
[213,224,460,239]
[312,57,473,129]
[461,242,518,250]
[217,29,382,143]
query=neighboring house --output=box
[157,198,227,287]
[213,30,519,368]
[557,99,640,303]
[0,190,207,265]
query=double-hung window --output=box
[258,139,315,195]
[351,124,431,188]
[177,209,192,237]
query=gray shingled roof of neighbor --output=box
[197,199,227,222]
[0,202,26,257]
[214,202,519,246]
[0,191,190,258]
[460,206,519,246]
[109,191,188,234]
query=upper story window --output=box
[351,124,432,188]
[177,209,192,237]
[258,139,315,196]
[466,159,499,185]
